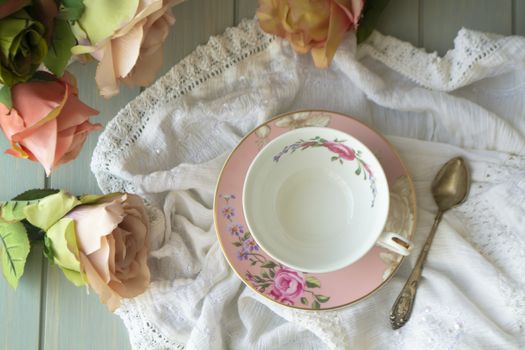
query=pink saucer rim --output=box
[213,109,417,311]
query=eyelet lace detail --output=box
[91,19,274,195]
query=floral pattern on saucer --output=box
[215,110,417,310]
[273,136,378,207]
[219,194,330,309]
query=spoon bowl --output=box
[431,157,470,212]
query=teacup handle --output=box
[376,232,413,256]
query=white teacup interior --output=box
[243,127,389,273]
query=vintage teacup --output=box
[243,127,412,273]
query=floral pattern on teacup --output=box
[273,136,378,207]
[220,195,330,309]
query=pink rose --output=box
[0,72,101,175]
[323,141,355,160]
[269,267,305,303]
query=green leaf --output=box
[0,221,30,289]
[305,276,321,288]
[300,297,308,305]
[262,272,269,278]
[355,167,361,176]
[43,18,76,76]
[315,294,330,303]
[1,189,60,222]
[261,261,276,269]
[59,0,85,21]
[312,300,321,310]
[339,159,343,165]
[269,269,275,278]
[78,0,139,44]
[24,191,81,231]
[331,156,338,162]
[243,232,251,240]
[12,189,60,201]
[0,201,29,222]
[0,85,12,108]
[232,242,242,247]
[356,0,391,44]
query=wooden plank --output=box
[43,1,235,349]
[43,63,139,350]
[235,0,258,23]
[159,0,236,77]
[0,116,45,350]
[422,0,513,54]
[516,0,525,35]
[42,266,133,350]
[375,0,419,46]
[0,248,44,350]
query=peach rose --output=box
[34,192,151,311]
[0,72,100,175]
[73,0,183,98]
[257,0,364,67]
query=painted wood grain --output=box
[0,2,523,350]
[0,112,45,350]
[422,0,513,54]
[42,63,139,350]
[42,1,235,349]
[375,0,419,46]
[235,0,258,23]
[0,248,43,350]
[516,0,525,35]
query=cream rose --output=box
[26,192,151,311]
[73,0,183,98]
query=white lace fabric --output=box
[91,19,525,349]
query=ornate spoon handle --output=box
[390,211,443,329]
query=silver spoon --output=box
[390,157,470,329]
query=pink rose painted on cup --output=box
[269,268,305,304]
[322,141,356,160]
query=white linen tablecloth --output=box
[91,19,525,349]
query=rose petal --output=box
[122,45,163,86]
[18,119,57,175]
[109,247,149,298]
[112,23,144,79]
[87,236,111,283]
[95,42,120,98]
[68,199,125,255]
[54,121,102,168]
[140,11,174,56]
[80,252,122,311]
[113,228,127,263]
[0,105,25,140]
[310,1,351,68]
[56,91,98,132]
[11,80,69,142]
[10,79,65,130]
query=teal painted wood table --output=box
[1,1,523,349]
